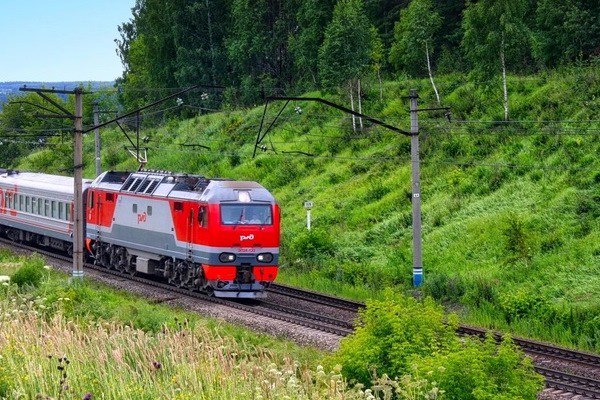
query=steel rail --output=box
[0,238,352,337]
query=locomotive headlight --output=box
[219,252,236,263]
[257,253,274,263]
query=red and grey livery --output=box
[0,168,280,299]
[86,170,280,298]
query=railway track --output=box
[536,367,600,399]
[2,238,600,398]
[268,283,363,312]
[458,325,600,370]
[0,238,353,337]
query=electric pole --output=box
[258,95,424,285]
[73,88,84,280]
[19,86,87,281]
[93,101,101,176]
[410,90,423,287]
[18,84,223,280]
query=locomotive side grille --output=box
[137,179,151,193]
[145,179,160,194]
[128,179,142,192]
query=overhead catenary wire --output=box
[140,142,598,173]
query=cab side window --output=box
[198,206,208,227]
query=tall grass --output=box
[0,297,353,399]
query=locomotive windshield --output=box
[221,204,272,225]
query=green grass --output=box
[0,254,359,399]
[17,66,600,353]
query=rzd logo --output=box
[240,234,254,241]
[137,212,147,224]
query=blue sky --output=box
[0,1,136,82]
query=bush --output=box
[412,336,543,400]
[328,292,544,399]
[499,289,546,323]
[327,292,458,385]
[10,256,46,288]
[423,273,466,303]
[502,215,533,263]
[286,228,336,269]
[463,275,498,306]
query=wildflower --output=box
[83,393,93,400]
[152,361,162,370]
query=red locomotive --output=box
[0,169,280,298]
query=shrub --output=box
[328,292,543,399]
[499,289,546,323]
[327,292,458,385]
[10,256,46,288]
[412,336,544,400]
[502,215,532,263]
[463,275,498,306]
[423,273,466,304]
[287,228,335,269]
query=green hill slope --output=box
[20,68,600,351]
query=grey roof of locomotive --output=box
[91,170,276,204]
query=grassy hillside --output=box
[20,67,600,351]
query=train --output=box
[0,168,280,298]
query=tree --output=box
[318,0,374,130]
[462,0,531,120]
[115,0,183,109]
[0,93,71,168]
[370,26,385,101]
[226,0,296,104]
[364,0,407,49]
[172,0,230,88]
[288,0,336,89]
[389,0,443,104]
[534,0,600,67]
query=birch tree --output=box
[462,0,530,121]
[389,0,442,105]
[318,0,373,131]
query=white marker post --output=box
[304,201,313,230]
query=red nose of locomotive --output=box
[199,183,280,298]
